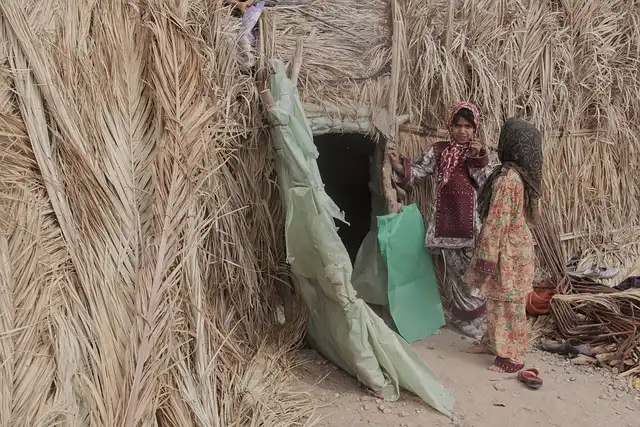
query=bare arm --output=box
[388,142,436,188]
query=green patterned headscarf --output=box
[478,118,543,225]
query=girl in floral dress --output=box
[388,102,493,339]
[465,118,543,373]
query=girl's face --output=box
[452,115,475,142]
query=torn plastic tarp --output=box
[264,59,454,417]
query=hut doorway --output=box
[314,133,376,263]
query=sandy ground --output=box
[294,328,640,427]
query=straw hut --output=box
[1,0,640,425]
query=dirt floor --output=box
[294,328,639,427]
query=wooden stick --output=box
[445,0,454,49]
[256,68,276,110]
[619,365,640,378]
[381,0,401,214]
[399,122,441,137]
[399,122,602,139]
[387,2,400,122]
[289,37,303,85]
[381,143,399,212]
[260,88,276,109]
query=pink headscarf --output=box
[438,102,481,188]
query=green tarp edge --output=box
[265,59,454,417]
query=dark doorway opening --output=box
[314,133,376,264]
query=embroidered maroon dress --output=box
[396,142,491,251]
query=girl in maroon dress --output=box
[389,102,493,339]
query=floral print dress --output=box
[465,169,535,363]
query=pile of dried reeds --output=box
[0,1,312,425]
[269,0,640,278]
[552,290,640,374]
[533,207,640,385]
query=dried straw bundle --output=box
[0,0,311,425]
[3,0,640,422]
[533,205,569,291]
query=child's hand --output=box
[388,142,402,172]
[468,140,483,157]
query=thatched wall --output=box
[0,1,309,425]
[266,0,391,121]
[270,0,640,278]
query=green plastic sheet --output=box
[265,59,453,417]
[378,204,446,343]
[351,231,388,306]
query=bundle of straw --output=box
[533,205,570,293]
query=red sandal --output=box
[517,368,543,389]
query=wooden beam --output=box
[444,0,454,48]
[381,0,402,214]
[399,123,441,137]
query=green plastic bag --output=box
[378,204,446,343]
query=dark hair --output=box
[452,108,475,127]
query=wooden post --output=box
[381,0,402,213]
[445,0,454,49]
[260,88,276,110]
[289,38,303,85]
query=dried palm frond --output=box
[0,0,311,425]
[269,0,640,282]
[527,315,555,349]
[268,0,391,119]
